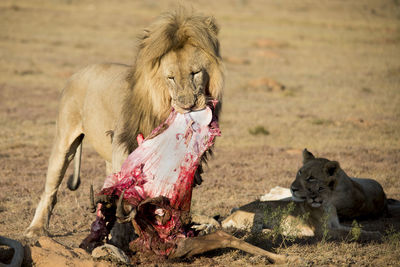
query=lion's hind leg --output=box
[327,224,382,242]
[25,107,84,237]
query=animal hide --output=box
[82,102,220,256]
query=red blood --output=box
[93,103,220,256]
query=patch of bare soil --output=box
[1,0,399,266]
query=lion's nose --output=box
[290,185,298,193]
[178,95,196,109]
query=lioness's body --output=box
[330,176,387,219]
[291,149,388,220]
[222,200,322,236]
[222,199,381,241]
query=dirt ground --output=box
[1,0,400,266]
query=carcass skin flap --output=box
[101,105,220,212]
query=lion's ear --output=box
[302,148,315,164]
[205,16,219,35]
[324,161,340,177]
[141,29,150,40]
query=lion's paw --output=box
[191,223,219,236]
[24,226,49,239]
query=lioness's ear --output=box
[327,177,338,190]
[324,161,340,177]
[302,148,315,164]
[205,16,219,35]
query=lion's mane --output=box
[119,10,224,153]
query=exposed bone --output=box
[0,236,24,267]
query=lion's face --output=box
[161,44,212,113]
[120,11,224,153]
[291,149,339,208]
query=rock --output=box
[92,244,130,264]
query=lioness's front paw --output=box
[191,223,218,235]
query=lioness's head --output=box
[134,10,224,114]
[291,149,340,208]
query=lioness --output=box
[291,149,388,219]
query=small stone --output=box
[92,244,130,264]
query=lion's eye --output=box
[167,76,175,81]
[307,176,316,182]
[298,170,302,176]
[191,70,202,78]
[318,187,324,192]
[191,70,201,75]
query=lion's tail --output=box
[67,141,82,191]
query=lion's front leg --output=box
[190,213,221,235]
[26,130,84,237]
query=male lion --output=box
[291,149,388,219]
[25,10,224,238]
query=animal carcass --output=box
[80,102,286,263]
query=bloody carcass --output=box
[80,102,286,263]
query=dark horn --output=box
[90,184,96,213]
[90,184,111,212]
[116,189,136,223]
[116,189,126,220]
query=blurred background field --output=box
[0,0,399,265]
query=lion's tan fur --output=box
[26,10,224,237]
[120,10,224,152]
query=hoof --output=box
[24,226,49,238]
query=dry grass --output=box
[0,0,399,265]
